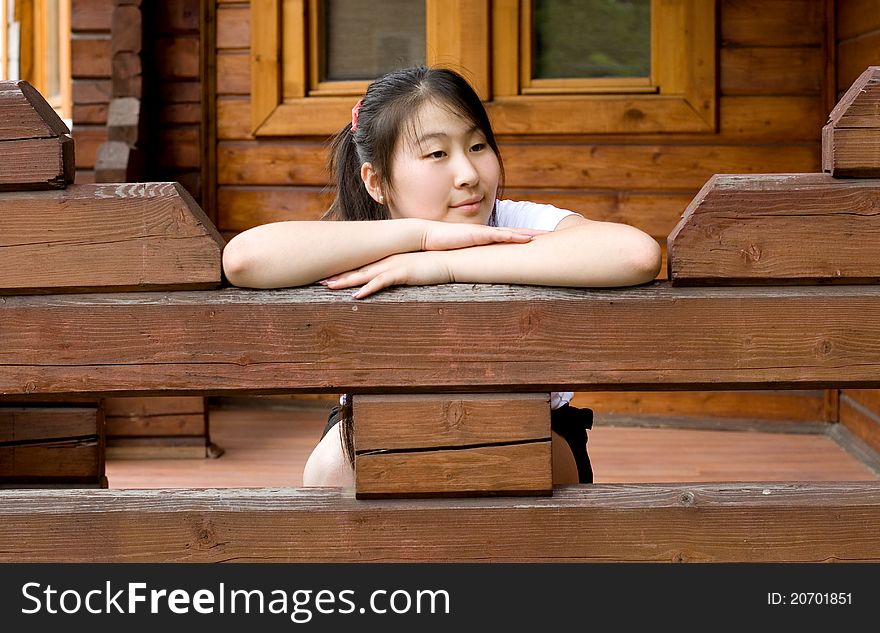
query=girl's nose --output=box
[453,154,480,188]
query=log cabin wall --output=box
[836,0,880,451]
[209,0,835,424]
[71,0,112,183]
[70,0,202,205]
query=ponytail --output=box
[324,123,389,221]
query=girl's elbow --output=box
[628,236,662,284]
[221,237,255,287]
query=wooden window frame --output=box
[250,0,714,136]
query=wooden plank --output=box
[0,440,101,479]
[720,47,823,95]
[668,174,880,285]
[354,393,550,451]
[721,0,824,47]
[354,393,551,499]
[573,390,827,423]
[71,0,113,32]
[0,137,74,191]
[156,0,200,33]
[155,36,200,80]
[827,66,880,128]
[103,396,205,417]
[837,0,880,41]
[842,389,880,414]
[3,284,880,398]
[837,32,880,92]
[105,437,208,460]
[0,80,71,140]
[1,484,879,561]
[0,407,99,443]
[218,141,819,189]
[0,183,224,293]
[73,102,108,125]
[72,79,112,104]
[72,125,107,169]
[111,4,142,54]
[216,4,250,49]
[70,36,112,78]
[356,442,552,499]
[158,126,200,168]
[216,51,249,95]
[839,396,880,455]
[106,414,206,437]
[824,127,880,177]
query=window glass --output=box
[322,0,425,82]
[532,0,650,79]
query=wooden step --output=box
[823,66,880,177]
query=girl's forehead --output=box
[404,100,480,143]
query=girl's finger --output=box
[352,272,395,299]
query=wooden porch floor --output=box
[104,398,880,489]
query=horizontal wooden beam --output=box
[1,483,878,562]
[2,283,880,397]
[667,174,880,284]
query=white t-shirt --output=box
[494,200,579,410]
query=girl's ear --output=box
[360,162,384,204]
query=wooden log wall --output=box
[835,1,880,454]
[71,0,202,204]
[211,0,833,425]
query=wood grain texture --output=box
[0,182,224,293]
[217,141,819,189]
[721,47,823,95]
[0,406,99,443]
[354,394,550,451]
[0,137,74,191]
[823,65,880,175]
[667,173,880,284]
[1,484,879,561]
[839,396,880,455]
[355,442,552,498]
[0,80,71,140]
[721,0,824,47]
[3,283,880,398]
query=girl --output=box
[222,66,662,487]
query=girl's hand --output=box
[421,221,545,251]
[321,251,453,299]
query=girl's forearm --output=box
[443,222,662,287]
[222,219,426,288]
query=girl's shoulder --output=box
[495,199,579,231]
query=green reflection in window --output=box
[533,0,650,79]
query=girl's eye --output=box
[470,143,486,152]
[427,150,446,159]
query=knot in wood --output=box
[679,491,695,506]
[816,339,833,356]
[444,400,465,430]
[740,243,762,263]
[196,524,217,547]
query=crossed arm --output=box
[222,215,662,298]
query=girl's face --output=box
[383,101,501,225]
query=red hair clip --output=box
[351,98,363,132]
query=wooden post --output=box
[0,80,74,190]
[353,393,552,499]
[822,66,880,177]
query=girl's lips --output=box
[450,198,484,213]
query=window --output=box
[2,0,71,121]
[250,0,715,136]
